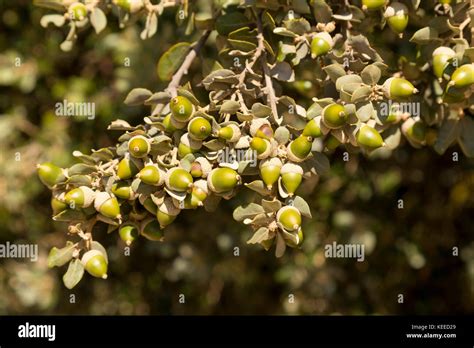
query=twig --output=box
[255,11,279,124]
[152,29,212,116]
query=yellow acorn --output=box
[37,162,65,188]
[250,137,273,159]
[362,0,387,10]
[322,103,348,129]
[137,164,164,186]
[432,47,455,80]
[448,64,474,88]
[280,163,303,197]
[384,2,409,37]
[302,118,322,138]
[259,157,283,189]
[64,186,95,208]
[188,117,212,141]
[111,181,135,200]
[217,124,241,142]
[207,167,240,194]
[81,250,108,279]
[250,118,273,139]
[117,156,139,180]
[178,133,202,158]
[382,77,418,99]
[287,135,313,162]
[165,167,194,192]
[190,157,212,178]
[157,197,181,229]
[277,206,302,232]
[128,135,150,159]
[119,224,139,246]
[94,192,121,220]
[356,125,384,149]
[170,96,194,122]
[310,32,334,58]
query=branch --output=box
[152,29,212,116]
[255,12,280,124]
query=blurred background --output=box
[0,0,473,315]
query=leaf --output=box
[434,119,459,155]
[251,103,272,118]
[40,14,66,28]
[247,227,271,244]
[244,180,272,196]
[361,65,381,85]
[90,8,107,34]
[323,64,346,82]
[216,11,250,35]
[66,174,91,186]
[458,117,474,157]
[270,62,295,82]
[233,203,265,222]
[124,88,153,105]
[291,196,312,218]
[48,242,76,268]
[67,163,96,176]
[141,12,158,40]
[410,27,439,44]
[275,233,286,258]
[274,126,290,144]
[107,119,135,131]
[63,259,84,289]
[356,102,375,122]
[34,0,65,11]
[144,92,171,105]
[53,209,87,222]
[262,199,282,213]
[157,42,191,81]
[351,86,372,103]
[91,241,109,264]
[311,0,333,23]
[336,75,363,92]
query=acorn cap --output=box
[193,157,212,178]
[193,179,209,196]
[281,162,304,176]
[432,46,455,58]
[77,186,96,208]
[219,124,241,142]
[94,191,113,212]
[250,118,272,137]
[169,114,188,129]
[384,2,408,18]
[259,157,283,169]
[180,133,202,150]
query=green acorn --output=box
[141,218,164,241]
[113,0,144,13]
[51,197,68,215]
[302,118,322,138]
[37,162,65,188]
[94,192,121,220]
[250,137,272,159]
[157,198,180,229]
[443,85,466,104]
[188,117,211,141]
[170,96,194,122]
[190,157,212,178]
[250,119,273,139]
[280,163,303,197]
[402,118,426,145]
[362,0,387,10]
[68,2,88,21]
[81,250,108,279]
[382,77,418,99]
[432,47,455,80]
[380,103,401,124]
[178,133,202,158]
[310,32,333,58]
[64,186,95,208]
[322,103,348,129]
[137,164,164,186]
[207,167,240,194]
[141,196,158,215]
[175,180,209,208]
[285,228,304,248]
[287,135,313,162]
[326,135,341,151]
[117,156,139,180]
[384,2,409,36]
[277,206,302,232]
[111,181,135,200]
[119,224,139,246]
[356,125,384,149]
[448,64,474,88]
[165,167,194,192]
[217,124,241,142]
[163,113,186,132]
[259,157,283,189]
[128,135,150,159]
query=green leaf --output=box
[233,203,265,221]
[291,196,312,218]
[216,12,250,35]
[157,42,191,81]
[262,199,282,213]
[90,8,107,34]
[274,126,290,144]
[53,209,87,222]
[434,119,459,155]
[244,180,273,196]
[124,88,153,106]
[48,242,76,268]
[91,241,109,264]
[67,163,96,176]
[336,74,363,92]
[247,227,271,244]
[40,14,66,28]
[220,100,241,114]
[251,103,272,118]
[323,64,346,82]
[351,85,372,103]
[63,259,84,289]
[410,27,439,44]
[275,232,286,258]
[34,0,65,11]
[361,65,381,85]
[458,117,474,157]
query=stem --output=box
[152,29,212,116]
[255,11,279,124]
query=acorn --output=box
[178,133,202,158]
[286,228,304,248]
[128,135,150,159]
[280,163,303,197]
[250,137,273,159]
[302,118,322,138]
[381,103,401,124]
[157,197,181,229]
[188,117,211,141]
[259,157,283,189]
[250,119,273,139]
[448,64,474,88]
[207,167,240,194]
[137,164,164,186]
[362,0,387,10]
[141,218,164,241]
[142,196,158,215]
[64,186,95,208]
[163,113,186,132]
[190,157,212,178]
[310,32,334,58]
[217,124,241,142]
[170,96,194,122]
[51,197,68,215]
[402,118,426,145]
[81,250,108,279]
[322,103,348,129]
[277,206,302,232]
[179,179,209,208]
[326,135,341,151]
[113,0,144,13]
[68,2,88,21]
[165,167,194,192]
[117,156,139,180]
[382,77,418,99]
[287,135,313,162]
[111,181,134,200]
[356,125,384,149]
[384,2,409,37]
[432,47,455,80]
[94,192,121,220]
[119,224,139,246]
[37,162,65,188]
